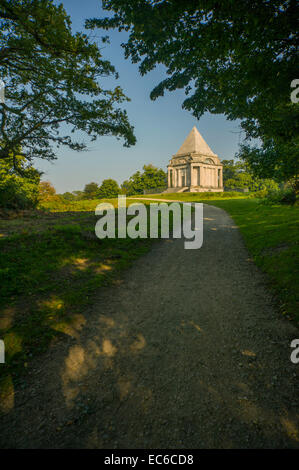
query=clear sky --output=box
[36,0,244,193]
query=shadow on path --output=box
[0,204,298,448]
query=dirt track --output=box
[0,203,298,448]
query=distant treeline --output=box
[1,159,297,212]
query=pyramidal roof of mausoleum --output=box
[175,126,217,157]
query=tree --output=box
[97,178,120,198]
[0,0,94,67]
[222,159,278,192]
[236,140,299,190]
[121,171,143,195]
[0,0,136,173]
[61,192,76,201]
[0,152,40,209]
[121,164,167,195]
[221,160,244,183]
[83,182,99,199]
[142,164,167,190]
[88,0,298,180]
[38,181,56,202]
[72,190,85,200]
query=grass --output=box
[0,193,298,402]
[133,191,250,201]
[204,198,299,324]
[0,204,162,397]
[138,193,299,324]
[39,198,108,212]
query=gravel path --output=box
[0,203,298,448]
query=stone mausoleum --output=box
[166,126,223,193]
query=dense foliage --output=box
[261,187,297,205]
[88,0,299,181]
[0,154,40,209]
[222,159,279,193]
[83,182,99,199]
[121,164,167,195]
[237,140,299,189]
[97,178,120,198]
[0,0,135,172]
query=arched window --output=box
[204,158,214,165]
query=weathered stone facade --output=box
[165,126,223,193]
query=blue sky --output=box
[37,0,244,193]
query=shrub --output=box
[0,159,40,210]
[261,188,297,205]
[83,182,99,199]
[196,191,247,199]
[97,179,120,199]
[249,189,269,199]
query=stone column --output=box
[167,168,171,188]
[190,164,195,186]
[202,167,206,187]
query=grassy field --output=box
[39,198,109,212]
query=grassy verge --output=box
[140,194,298,324]
[0,204,161,398]
[205,199,298,324]
[132,191,250,201]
